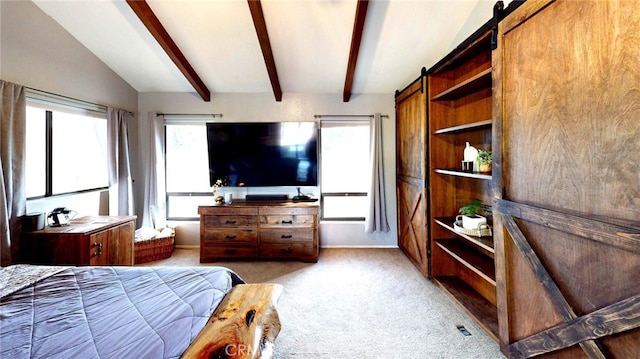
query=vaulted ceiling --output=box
[32,0,498,102]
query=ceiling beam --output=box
[247,0,283,102]
[126,0,211,102]
[343,0,369,102]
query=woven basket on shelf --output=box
[453,220,492,237]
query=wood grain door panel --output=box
[397,176,428,277]
[494,1,640,356]
[396,75,429,277]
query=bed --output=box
[0,265,282,359]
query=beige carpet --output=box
[143,248,505,359]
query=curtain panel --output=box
[107,108,134,216]
[140,112,167,229]
[0,81,27,266]
[364,113,390,233]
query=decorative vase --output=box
[463,142,478,162]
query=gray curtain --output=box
[107,108,134,216]
[0,81,27,266]
[140,112,166,229]
[364,113,390,233]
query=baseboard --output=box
[320,245,400,249]
[175,244,200,250]
[174,244,399,250]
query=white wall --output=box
[137,92,398,248]
[0,1,138,218]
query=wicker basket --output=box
[453,220,492,237]
[134,229,175,264]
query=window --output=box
[25,99,108,199]
[164,119,372,221]
[320,121,370,220]
[165,123,210,219]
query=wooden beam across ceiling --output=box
[343,0,369,102]
[247,0,283,102]
[126,0,211,102]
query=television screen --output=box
[206,122,318,187]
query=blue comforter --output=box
[1,266,242,358]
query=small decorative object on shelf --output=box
[477,150,492,173]
[462,142,478,172]
[457,199,487,230]
[211,178,228,204]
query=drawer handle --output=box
[92,242,103,256]
[281,234,293,239]
[225,235,237,239]
[225,220,237,224]
[281,248,293,254]
[281,220,293,224]
[224,249,237,255]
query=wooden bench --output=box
[183,283,283,359]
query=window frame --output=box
[25,92,109,200]
[320,192,368,221]
[164,119,212,221]
[163,117,372,222]
[319,120,371,221]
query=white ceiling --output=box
[32,0,496,99]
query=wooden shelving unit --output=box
[430,69,492,101]
[433,169,492,180]
[433,217,494,257]
[433,119,492,135]
[436,276,499,342]
[427,27,497,339]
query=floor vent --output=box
[457,325,472,336]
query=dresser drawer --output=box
[259,214,315,228]
[201,245,258,259]
[259,243,316,258]
[260,228,315,243]
[199,203,318,263]
[203,229,257,243]
[203,215,257,228]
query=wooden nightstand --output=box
[20,215,136,266]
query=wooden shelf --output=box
[435,239,496,285]
[433,276,499,341]
[433,217,494,256]
[431,68,492,101]
[434,169,492,180]
[430,30,492,75]
[434,119,492,135]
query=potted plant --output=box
[477,150,492,173]
[211,178,229,204]
[457,199,487,230]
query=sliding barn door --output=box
[396,75,429,277]
[493,0,640,357]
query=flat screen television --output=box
[206,122,318,187]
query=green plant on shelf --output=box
[459,198,482,217]
[477,150,492,165]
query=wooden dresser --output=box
[198,201,319,263]
[20,216,136,266]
